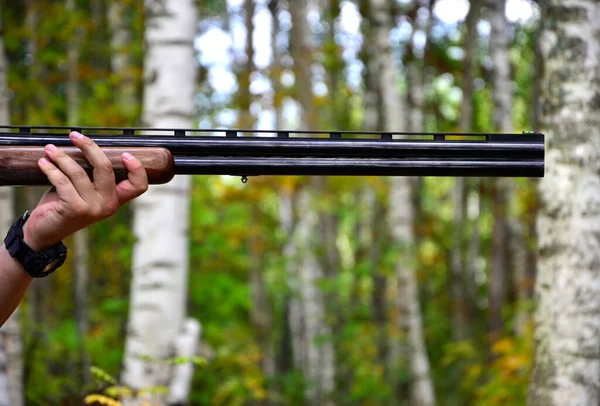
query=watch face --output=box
[38,251,67,277]
[42,258,63,274]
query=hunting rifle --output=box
[0,126,545,186]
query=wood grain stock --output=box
[0,146,175,186]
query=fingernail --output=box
[46,144,58,152]
[123,152,133,160]
[70,131,83,139]
[39,158,49,165]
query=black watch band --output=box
[4,211,68,278]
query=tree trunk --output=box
[286,1,336,402]
[0,9,22,405]
[66,0,92,389]
[289,0,316,129]
[0,310,22,406]
[249,226,275,389]
[450,0,481,342]
[242,1,275,398]
[279,188,297,373]
[0,341,8,406]
[368,0,435,404]
[108,0,138,121]
[268,0,285,130]
[487,0,511,345]
[293,188,336,404]
[21,3,49,400]
[236,0,255,129]
[528,1,600,405]
[108,0,140,344]
[358,0,388,370]
[121,1,201,404]
[269,1,292,390]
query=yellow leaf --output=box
[83,394,122,406]
[500,355,530,372]
[492,338,515,355]
[467,364,482,379]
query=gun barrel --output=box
[174,156,544,177]
[0,126,545,178]
[0,134,543,159]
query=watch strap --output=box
[4,211,68,278]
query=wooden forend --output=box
[0,146,175,186]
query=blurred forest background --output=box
[0,0,597,405]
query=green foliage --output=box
[87,356,207,405]
[137,354,207,367]
[91,366,117,386]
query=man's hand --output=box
[22,131,149,251]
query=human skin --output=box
[0,132,149,326]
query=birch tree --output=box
[528,1,600,404]
[109,0,137,121]
[243,0,275,390]
[0,6,22,405]
[368,0,435,404]
[23,0,50,353]
[66,0,92,388]
[286,0,336,402]
[121,0,201,403]
[450,0,481,341]
[486,0,511,345]
[358,0,388,372]
[268,0,284,130]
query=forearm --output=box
[0,244,32,327]
[0,134,148,328]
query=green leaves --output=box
[136,354,208,367]
[91,366,117,386]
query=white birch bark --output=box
[109,0,137,119]
[268,0,285,130]
[294,189,335,402]
[528,2,600,405]
[487,0,512,344]
[358,1,388,369]
[488,0,511,134]
[66,0,92,387]
[0,344,7,406]
[122,0,200,403]
[451,0,480,341]
[510,218,528,335]
[353,0,386,370]
[0,5,22,405]
[243,0,275,389]
[279,190,301,365]
[286,1,335,402]
[369,0,435,404]
[167,319,201,404]
[281,189,335,404]
[0,311,21,406]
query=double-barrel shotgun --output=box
[0,126,545,186]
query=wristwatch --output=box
[4,211,68,278]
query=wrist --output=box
[22,221,45,252]
[22,213,60,253]
[4,211,68,278]
[0,243,33,281]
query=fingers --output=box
[43,143,96,200]
[40,132,148,218]
[38,158,84,207]
[68,131,118,197]
[116,152,149,205]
